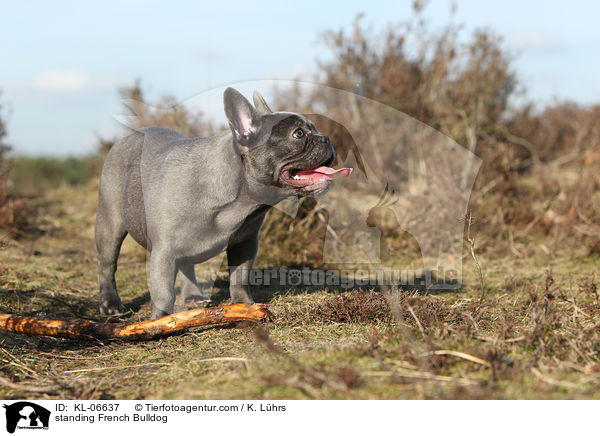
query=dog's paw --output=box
[183,295,211,310]
[230,295,255,305]
[99,300,127,315]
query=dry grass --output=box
[278,290,393,325]
[0,179,598,400]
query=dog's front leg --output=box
[226,236,258,304]
[149,248,178,319]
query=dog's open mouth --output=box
[280,165,353,188]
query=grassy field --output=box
[0,178,599,400]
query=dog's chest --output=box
[168,203,268,261]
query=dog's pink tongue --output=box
[295,166,353,181]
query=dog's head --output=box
[224,87,352,196]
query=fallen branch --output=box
[0,304,272,341]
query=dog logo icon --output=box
[2,402,50,433]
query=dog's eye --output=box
[292,128,305,139]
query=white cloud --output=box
[33,70,88,91]
[506,30,566,52]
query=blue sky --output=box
[1,0,600,156]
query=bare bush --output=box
[271,6,600,259]
[96,7,600,261]
[0,91,30,235]
[269,6,522,262]
[98,79,218,154]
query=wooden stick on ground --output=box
[0,304,272,341]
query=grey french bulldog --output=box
[95,87,352,319]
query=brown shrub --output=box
[96,6,600,261]
[0,188,30,235]
[0,92,30,235]
[280,290,393,325]
[98,79,219,154]
[271,6,600,258]
[511,102,600,163]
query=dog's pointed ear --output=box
[253,90,273,114]
[224,88,259,144]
